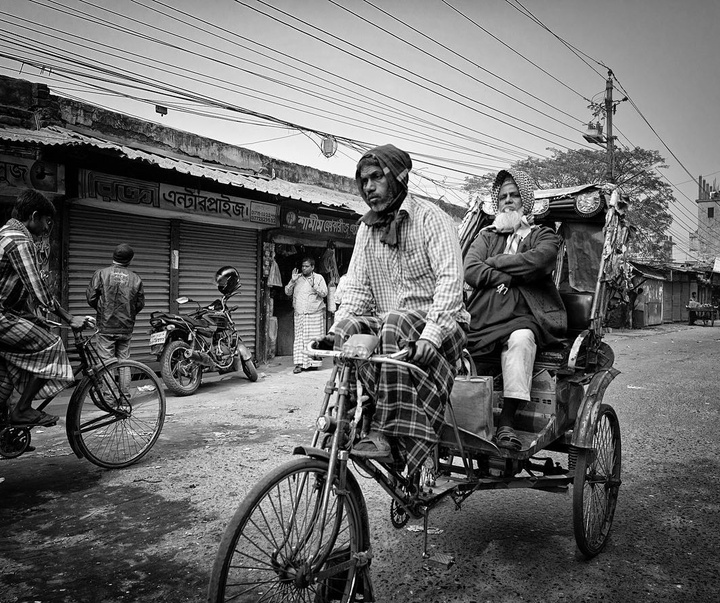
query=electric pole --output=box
[605,70,615,183]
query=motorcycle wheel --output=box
[241,358,258,382]
[160,340,202,396]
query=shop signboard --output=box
[0,155,64,195]
[78,169,279,226]
[280,207,358,241]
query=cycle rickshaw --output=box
[208,183,632,602]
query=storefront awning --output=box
[0,125,366,215]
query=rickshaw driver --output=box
[320,144,469,476]
[0,190,85,426]
[463,169,566,450]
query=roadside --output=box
[0,354,330,603]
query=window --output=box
[709,207,715,219]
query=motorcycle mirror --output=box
[176,296,189,304]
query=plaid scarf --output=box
[490,168,536,216]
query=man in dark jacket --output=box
[86,244,145,368]
[464,169,566,450]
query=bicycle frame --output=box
[295,337,582,565]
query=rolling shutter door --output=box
[67,205,171,362]
[178,222,258,353]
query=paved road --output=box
[1,323,719,602]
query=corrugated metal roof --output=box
[0,125,366,215]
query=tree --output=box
[464,147,675,262]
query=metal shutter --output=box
[67,205,171,362]
[178,222,258,353]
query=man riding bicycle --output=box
[0,190,85,427]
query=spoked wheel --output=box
[68,359,166,469]
[573,403,622,558]
[0,426,31,458]
[208,457,370,603]
[160,340,202,396]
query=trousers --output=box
[501,328,536,401]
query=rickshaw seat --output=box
[560,292,594,335]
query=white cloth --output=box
[500,328,536,401]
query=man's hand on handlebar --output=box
[69,315,87,331]
[408,339,437,367]
[313,332,335,351]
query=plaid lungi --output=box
[333,309,466,474]
[0,312,74,405]
[293,311,325,368]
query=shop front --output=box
[267,206,360,358]
[65,169,276,364]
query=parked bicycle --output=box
[0,317,166,468]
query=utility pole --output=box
[604,70,615,183]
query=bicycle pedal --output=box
[424,552,455,569]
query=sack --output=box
[445,353,494,440]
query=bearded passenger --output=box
[463,169,566,450]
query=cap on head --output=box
[490,169,535,215]
[113,243,134,266]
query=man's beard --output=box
[493,209,522,233]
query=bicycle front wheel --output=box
[68,359,166,469]
[208,457,369,603]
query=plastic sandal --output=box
[9,409,59,427]
[352,430,393,460]
[495,426,522,451]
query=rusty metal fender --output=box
[571,367,620,449]
[292,445,330,461]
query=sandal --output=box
[351,430,393,461]
[495,426,522,451]
[9,409,59,427]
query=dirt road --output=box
[1,356,327,603]
[3,324,720,602]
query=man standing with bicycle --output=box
[324,144,469,475]
[0,190,85,426]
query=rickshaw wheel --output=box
[572,403,621,558]
[208,457,370,603]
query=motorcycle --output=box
[148,266,258,396]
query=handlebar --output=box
[305,339,428,378]
[45,316,96,332]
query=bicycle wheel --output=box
[68,359,166,469]
[208,457,369,603]
[573,403,622,558]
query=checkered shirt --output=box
[0,219,53,312]
[334,195,469,347]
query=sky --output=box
[1,0,719,262]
